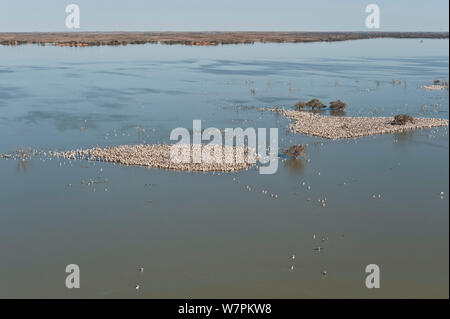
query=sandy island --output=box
[269,108,449,139]
[422,84,449,90]
[52,144,256,172]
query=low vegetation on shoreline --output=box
[1,31,448,47]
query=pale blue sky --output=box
[0,0,448,32]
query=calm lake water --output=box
[0,39,448,298]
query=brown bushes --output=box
[329,100,347,110]
[284,144,307,158]
[295,99,347,111]
[294,101,307,110]
[306,99,326,109]
[392,114,414,125]
[295,99,326,110]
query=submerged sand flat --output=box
[53,144,255,172]
[422,84,449,90]
[270,109,449,139]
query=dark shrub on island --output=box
[392,114,414,125]
[306,99,326,109]
[284,145,307,158]
[295,99,326,110]
[329,100,347,110]
[294,101,307,110]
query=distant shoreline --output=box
[0,31,448,47]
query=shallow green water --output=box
[0,39,448,298]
